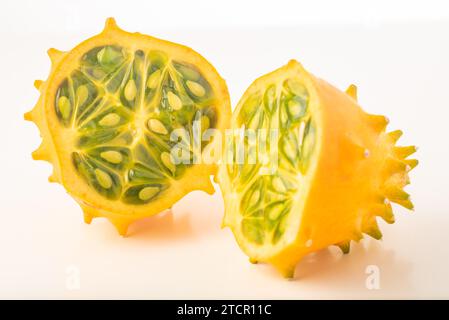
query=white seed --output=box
[161,152,176,173]
[99,113,120,127]
[57,96,71,120]
[288,100,302,118]
[305,239,313,247]
[138,186,159,201]
[167,91,182,110]
[146,70,161,89]
[272,176,287,193]
[76,85,89,106]
[267,204,283,220]
[100,151,123,164]
[249,190,260,207]
[124,79,137,101]
[94,169,112,189]
[148,118,168,135]
[186,80,206,97]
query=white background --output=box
[1,0,449,299]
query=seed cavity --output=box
[57,96,71,120]
[286,79,308,97]
[167,91,182,110]
[161,152,176,173]
[266,203,284,220]
[146,70,161,89]
[186,80,206,97]
[288,100,303,119]
[272,176,287,193]
[283,136,298,161]
[124,79,137,101]
[97,46,122,66]
[100,150,123,164]
[148,118,168,135]
[138,186,159,201]
[99,113,120,127]
[95,168,113,189]
[76,85,89,106]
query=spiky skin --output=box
[25,18,231,235]
[218,60,417,278]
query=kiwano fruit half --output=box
[25,18,231,235]
[218,60,418,278]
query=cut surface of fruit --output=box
[25,18,231,235]
[218,60,417,278]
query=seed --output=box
[288,100,303,119]
[266,203,284,220]
[186,80,206,97]
[100,150,123,164]
[148,118,168,135]
[280,104,288,125]
[161,152,176,173]
[76,85,89,106]
[99,113,120,127]
[124,79,137,101]
[146,69,161,89]
[249,190,260,207]
[272,176,287,193]
[283,136,298,160]
[138,186,159,201]
[57,96,71,120]
[167,91,182,110]
[94,168,113,189]
[201,115,210,131]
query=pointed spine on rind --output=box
[337,240,351,254]
[345,84,358,101]
[366,114,389,132]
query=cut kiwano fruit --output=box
[25,18,231,235]
[218,60,418,278]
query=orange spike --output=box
[34,80,43,90]
[373,200,395,224]
[109,218,130,236]
[388,130,403,143]
[24,110,33,121]
[366,114,389,132]
[362,216,382,240]
[336,240,351,254]
[103,17,120,33]
[384,157,406,175]
[345,84,358,101]
[47,48,64,64]
[405,159,419,170]
[32,142,50,161]
[394,146,417,159]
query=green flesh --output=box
[55,46,217,204]
[228,78,315,245]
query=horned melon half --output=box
[25,18,231,235]
[218,60,418,278]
